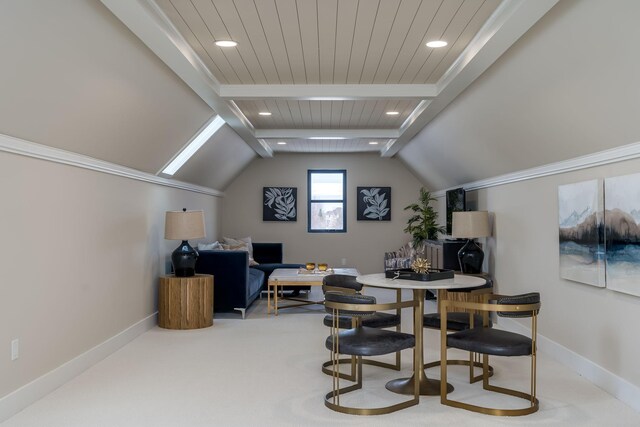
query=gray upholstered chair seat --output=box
[423,312,491,331]
[447,326,533,357]
[323,312,401,329]
[325,326,415,357]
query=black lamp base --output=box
[458,239,484,274]
[171,240,199,277]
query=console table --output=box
[158,274,213,329]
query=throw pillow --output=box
[198,241,221,250]
[223,236,253,259]
[221,241,259,266]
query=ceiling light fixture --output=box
[368,141,379,145]
[386,111,400,116]
[215,40,238,47]
[277,141,287,145]
[161,115,225,176]
[258,111,272,116]
[309,137,346,140]
[426,40,447,48]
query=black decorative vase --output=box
[171,240,199,277]
[457,239,484,274]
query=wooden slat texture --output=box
[158,274,214,330]
[152,0,503,153]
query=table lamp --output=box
[165,208,205,277]
[452,211,490,274]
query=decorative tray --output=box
[385,268,454,281]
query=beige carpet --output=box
[2,288,639,427]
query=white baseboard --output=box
[0,313,158,423]
[498,317,640,413]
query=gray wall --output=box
[0,151,221,399]
[399,0,640,191]
[405,0,640,390]
[459,158,640,390]
[221,153,423,274]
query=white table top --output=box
[356,273,486,290]
[269,267,359,281]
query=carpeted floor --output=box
[2,287,639,426]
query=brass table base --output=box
[386,373,454,396]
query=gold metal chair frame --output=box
[324,298,418,415]
[424,287,494,384]
[440,295,541,417]
[321,288,402,381]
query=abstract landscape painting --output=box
[558,179,605,287]
[604,173,640,296]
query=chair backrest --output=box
[497,292,540,318]
[322,274,363,294]
[324,292,376,316]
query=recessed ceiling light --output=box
[426,40,447,48]
[277,141,287,145]
[309,137,346,140]
[215,40,238,47]
[258,111,272,116]
[368,141,379,145]
[386,111,400,116]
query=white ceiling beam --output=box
[382,0,560,157]
[255,129,399,139]
[100,0,272,158]
[218,84,438,100]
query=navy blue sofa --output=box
[195,243,303,318]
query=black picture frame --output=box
[263,187,297,221]
[357,187,391,221]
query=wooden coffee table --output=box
[267,268,359,315]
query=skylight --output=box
[161,115,225,176]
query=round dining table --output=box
[356,273,487,396]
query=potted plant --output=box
[404,188,445,254]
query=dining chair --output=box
[440,292,541,416]
[324,292,418,415]
[423,273,494,383]
[321,274,402,381]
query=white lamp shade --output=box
[452,211,491,238]
[164,210,206,240]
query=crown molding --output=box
[0,133,224,197]
[433,141,640,197]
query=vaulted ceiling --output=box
[102,0,559,157]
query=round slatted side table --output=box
[158,274,214,329]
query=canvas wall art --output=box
[604,173,640,296]
[357,187,391,221]
[263,187,297,221]
[558,179,605,287]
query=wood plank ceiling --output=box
[115,0,555,156]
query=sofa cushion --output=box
[248,268,265,296]
[198,241,221,250]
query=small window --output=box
[308,170,346,233]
